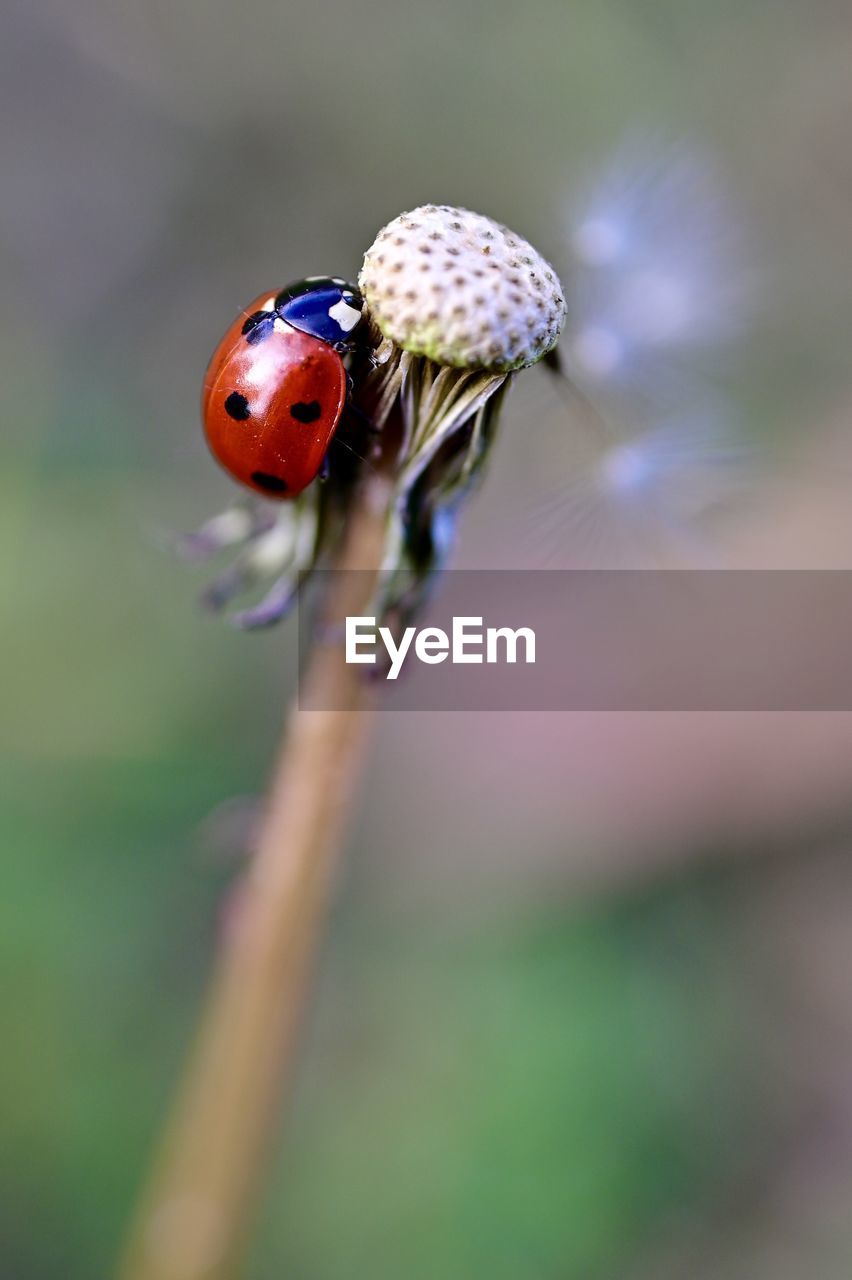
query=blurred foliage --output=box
[1,755,762,1278]
[258,879,760,1280]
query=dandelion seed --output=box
[530,407,751,567]
[565,136,752,390]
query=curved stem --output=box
[117,471,393,1280]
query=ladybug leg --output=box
[343,374,380,431]
[318,452,331,482]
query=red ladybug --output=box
[202,277,366,499]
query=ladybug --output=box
[202,277,368,499]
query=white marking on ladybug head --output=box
[273,317,287,332]
[262,296,277,312]
[328,298,362,333]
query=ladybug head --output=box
[275,277,367,351]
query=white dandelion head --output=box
[359,204,566,372]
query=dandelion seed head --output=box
[565,138,753,388]
[359,205,566,371]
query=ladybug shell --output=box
[202,292,347,500]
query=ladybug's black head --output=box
[275,277,366,350]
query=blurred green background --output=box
[4,2,852,1277]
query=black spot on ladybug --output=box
[241,311,275,345]
[225,392,250,420]
[251,471,288,493]
[289,400,322,424]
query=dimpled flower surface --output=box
[359,204,566,372]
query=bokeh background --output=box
[4,1,852,1276]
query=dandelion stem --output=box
[117,468,393,1280]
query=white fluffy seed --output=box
[358,204,566,372]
